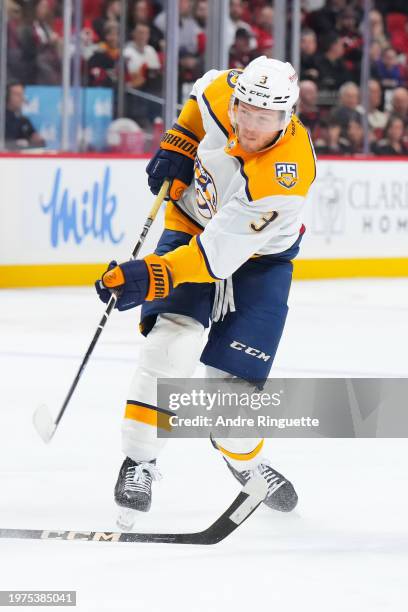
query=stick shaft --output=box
[53,180,169,429]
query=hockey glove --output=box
[146,127,198,201]
[95,255,173,311]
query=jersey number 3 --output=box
[250,211,279,232]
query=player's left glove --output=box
[95,255,173,311]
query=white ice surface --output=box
[0,279,408,611]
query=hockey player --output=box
[96,56,316,528]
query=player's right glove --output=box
[146,127,198,201]
[95,255,173,311]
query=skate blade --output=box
[117,508,138,531]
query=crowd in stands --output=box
[4,0,408,155]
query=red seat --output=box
[386,13,408,35]
[83,0,104,21]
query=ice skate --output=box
[114,457,162,529]
[225,458,298,512]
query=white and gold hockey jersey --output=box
[160,68,316,286]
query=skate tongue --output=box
[135,462,163,482]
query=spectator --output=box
[325,121,342,153]
[330,82,362,133]
[88,21,120,87]
[372,47,405,92]
[391,87,408,122]
[21,0,62,84]
[154,0,202,55]
[374,115,408,155]
[5,81,45,150]
[300,28,319,82]
[124,23,161,88]
[229,28,253,69]
[124,23,162,127]
[339,118,365,154]
[314,119,343,155]
[307,0,347,38]
[7,1,26,81]
[298,80,320,137]
[368,79,387,135]
[128,0,164,52]
[226,0,256,51]
[369,10,389,50]
[335,7,362,81]
[194,0,208,29]
[251,6,274,54]
[93,0,121,41]
[193,0,207,54]
[315,33,350,103]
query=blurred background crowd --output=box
[3,0,408,155]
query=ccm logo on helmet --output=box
[230,341,271,362]
[249,90,271,98]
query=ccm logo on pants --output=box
[230,341,271,362]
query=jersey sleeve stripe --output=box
[196,234,222,280]
[172,122,200,143]
[202,92,229,138]
[189,94,197,101]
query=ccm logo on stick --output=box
[230,341,271,362]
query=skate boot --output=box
[114,457,162,529]
[225,458,298,512]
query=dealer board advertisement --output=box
[0,156,407,286]
[0,157,162,267]
[302,159,408,259]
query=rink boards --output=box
[0,154,407,287]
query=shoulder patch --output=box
[275,162,298,190]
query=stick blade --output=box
[33,405,56,443]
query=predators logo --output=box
[194,157,218,219]
[227,69,242,88]
[275,162,299,190]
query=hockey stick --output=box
[0,473,267,545]
[32,180,170,444]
